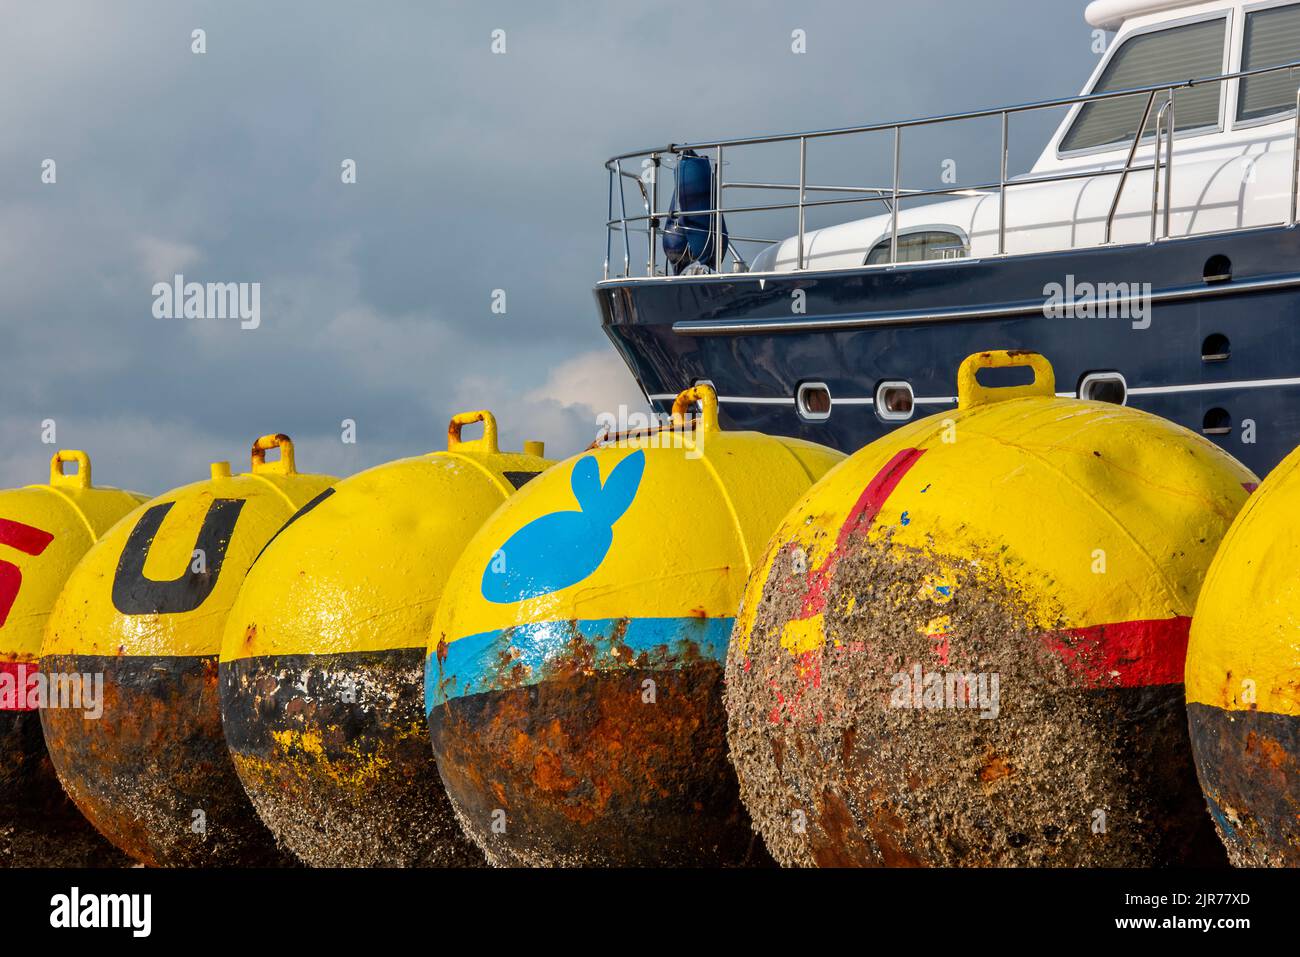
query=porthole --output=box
[875,380,915,422]
[1202,407,1232,435]
[1201,333,1230,362]
[796,382,832,421]
[1078,371,1128,405]
[1203,255,1232,284]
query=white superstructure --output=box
[750,0,1300,273]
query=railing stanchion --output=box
[1291,86,1300,226]
[604,166,612,281]
[797,137,807,269]
[1151,125,1160,243]
[998,111,1008,255]
[716,145,725,272]
[890,127,901,264]
[615,159,631,277]
[647,154,658,276]
[1162,96,1174,239]
[1105,89,1158,245]
[1151,99,1171,242]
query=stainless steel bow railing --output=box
[601,58,1300,280]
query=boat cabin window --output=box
[1238,4,1300,122]
[1060,17,1226,153]
[865,230,967,265]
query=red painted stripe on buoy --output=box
[0,518,54,557]
[0,660,39,711]
[836,447,927,552]
[798,447,926,618]
[0,520,54,629]
[1042,616,1190,688]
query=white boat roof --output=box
[1084,0,1213,30]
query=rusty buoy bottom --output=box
[1187,703,1299,866]
[40,654,297,867]
[429,639,770,867]
[0,708,131,867]
[220,648,484,867]
[728,543,1227,867]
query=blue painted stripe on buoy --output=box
[425,616,733,712]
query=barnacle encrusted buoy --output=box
[1186,442,1300,866]
[220,412,550,866]
[0,452,144,866]
[426,385,844,866]
[40,435,335,866]
[726,350,1256,867]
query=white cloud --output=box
[525,348,648,417]
[430,346,650,464]
[134,236,202,280]
[0,0,1091,494]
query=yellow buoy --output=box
[220,411,551,867]
[1186,443,1300,866]
[426,386,844,866]
[726,350,1256,866]
[0,452,144,866]
[40,434,336,866]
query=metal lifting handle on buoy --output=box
[448,410,500,453]
[671,383,721,434]
[250,433,297,475]
[957,350,1056,410]
[49,450,91,489]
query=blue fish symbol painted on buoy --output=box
[481,449,645,603]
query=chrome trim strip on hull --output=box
[648,393,959,406]
[651,394,799,405]
[1127,375,1300,395]
[668,272,1300,336]
[650,376,1300,408]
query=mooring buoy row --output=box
[728,351,1253,866]
[0,350,1295,867]
[221,411,549,867]
[427,386,844,866]
[0,452,144,867]
[40,435,334,867]
[1185,441,1300,867]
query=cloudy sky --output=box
[0,0,1097,493]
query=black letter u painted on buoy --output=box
[111,499,246,615]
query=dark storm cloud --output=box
[0,0,1096,493]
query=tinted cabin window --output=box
[866,230,967,265]
[1061,18,1226,152]
[1239,4,1300,122]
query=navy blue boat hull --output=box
[596,224,1300,477]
